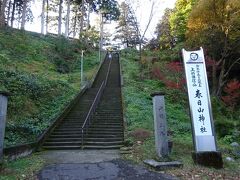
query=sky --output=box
[116,0,177,39]
[24,0,177,41]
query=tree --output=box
[10,0,17,27]
[130,1,155,76]
[65,0,71,37]
[20,0,27,29]
[114,2,139,48]
[6,0,33,29]
[6,0,11,25]
[41,0,46,34]
[92,0,120,21]
[58,0,63,35]
[155,8,175,49]
[186,0,240,96]
[0,0,7,27]
[71,3,79,38]
[170,0,196,42]
[79,0,85,38]
[45,0,49,33]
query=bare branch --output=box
[141,1,155,40]
[223,57,240,78]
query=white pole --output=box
[81,50,84,85]
[0,92,9,164]
[99,13,103,62]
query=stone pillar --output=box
[0,92,9,164]
[151,92,169,157]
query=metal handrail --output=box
[104,58,112,86]
[81,58,112,149]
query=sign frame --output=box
[182,47,217,152]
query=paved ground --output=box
[37,150,178,180]
[39,150,120,164]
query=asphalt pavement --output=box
[37,150,178,180]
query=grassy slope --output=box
[121,50,240,179]
[0,154,44,180]
[0,28,99,147]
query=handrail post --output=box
[80,59,112,150]
[81,128,84,150]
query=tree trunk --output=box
[20,0,27,30]
[10,0,16,27]
[17,11,20,29]
[0,0,7,27]
[211,60,217,95]
[65,0,70,38]
[139,41,144,79]
[86,2,90,30]
[58,0,63,36]
[46,0,49,34]
[79,0,85,39]
[216,59,226,97]
[41,0,45,34]
[72,8,77,38]
[7,0,11,26]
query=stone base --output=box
[144,159,183,170]
[192,151,223,169]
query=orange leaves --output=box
[222,79,240,108]
[152,61,185,90]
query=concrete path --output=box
[37,150,178,180]
[39,150,120,164]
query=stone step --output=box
[42,58,124,150]
[83,145,123,150]
[51,131,83,135]
[87,128,123,132]
[86,131,123,135]
[44,141,82,146]
[90,125,123,128]
[84,141,123,146]
[42,145,81,150]
[86,134,123,138]
[50,134,82,138]
[46,137,122,142]
[92,122,122,126]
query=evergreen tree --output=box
[169,0,196,42]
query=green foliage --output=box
[0,154,45,179]
[186,0,240,96]
[92,0,120,21]
[121,49,191,143]
[169,0,196,42]
[155,8,174,49]
[0,28,99,147]
[114,2,139,48]
[211,96,240,141]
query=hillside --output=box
[0,28,99,147]
[121,49,240,178]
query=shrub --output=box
[222,79,240,109]
[152,62,186,90]
[129,128,152,141]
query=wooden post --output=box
[151,92,169,157]
[0,92,9,164]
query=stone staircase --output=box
[42,55,123,150]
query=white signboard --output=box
[182,48,217,152]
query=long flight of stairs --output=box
[84,55,123,149]
[42,54,123,150]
